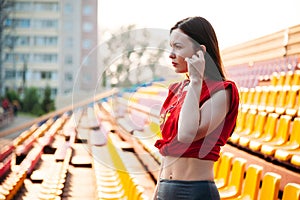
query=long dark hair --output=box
[171,17,226,81]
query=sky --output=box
[98,0,300,50]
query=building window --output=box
[83,5,93,15]
[17,36,30,46]
[64,3,73,14]
[64,89,72,94]
[33,19,58,29]
[5,35,30,47]
[51,88,57,97]
[64,38,73,48]
[5,19,30,28]
[34,36,58,46]
[5,70,15,79]
[41,71,51,79]
[64,72,73,81]
[83,22,93,32]
[33,54,58,63]
[4,53,29,63]
[64,55,73,64]
[51,71,58,80]
[14,2,32,11]
[63,20,73,31]
[34,2,59,12]
[82,39,92,49]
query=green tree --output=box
[22,87,43,116]
[41,85,55,113]
[5,89,20,102]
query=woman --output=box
[153,17,239,199]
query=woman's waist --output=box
[160,156,215,181]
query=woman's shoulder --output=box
[168,81,183,91]
[207,79,238,91]
[205,79,239,103]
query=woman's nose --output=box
[169,51,176,59]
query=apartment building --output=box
[1,0,98,103]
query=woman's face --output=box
[169,29,196,73]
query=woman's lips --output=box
[172,62,178,66]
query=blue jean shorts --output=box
[157,179,220,200]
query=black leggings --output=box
[157,179,220,200]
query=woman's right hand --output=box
[185,49,205,83]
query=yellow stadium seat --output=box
[218,157,247,199]
[242,88,255,110]
[239,87,249,108]
[274,86,290,115]
[238,111,267,147]
[265,86,279,113]
[270,72,280,85]
[285,86,300,116]
[291,70,300,86]
[261,116,297,156]
[277,71,287,86]
[248,113,279,151]
[282,183,300,200]
[261,115,292,156]
[229,109,257,144]
[249,86,263,110]
[284,70,294,86]
[214,152,234,189]
[229,108,248,144]
[257,86,270,112]
[258,115,292,154]
[258,172,281,200]
[224,164,263,200]
[213,151,224,179]
[291,154,300,167]
[274,117,300,161]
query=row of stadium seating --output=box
[0,114,68,199]
[214,151,300,199]
[226,55,299,88]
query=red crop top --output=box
[154,78,239,161]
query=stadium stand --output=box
[1,24,300,199]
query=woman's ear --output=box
[200,45,206,53]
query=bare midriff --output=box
[160,156,215,181]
